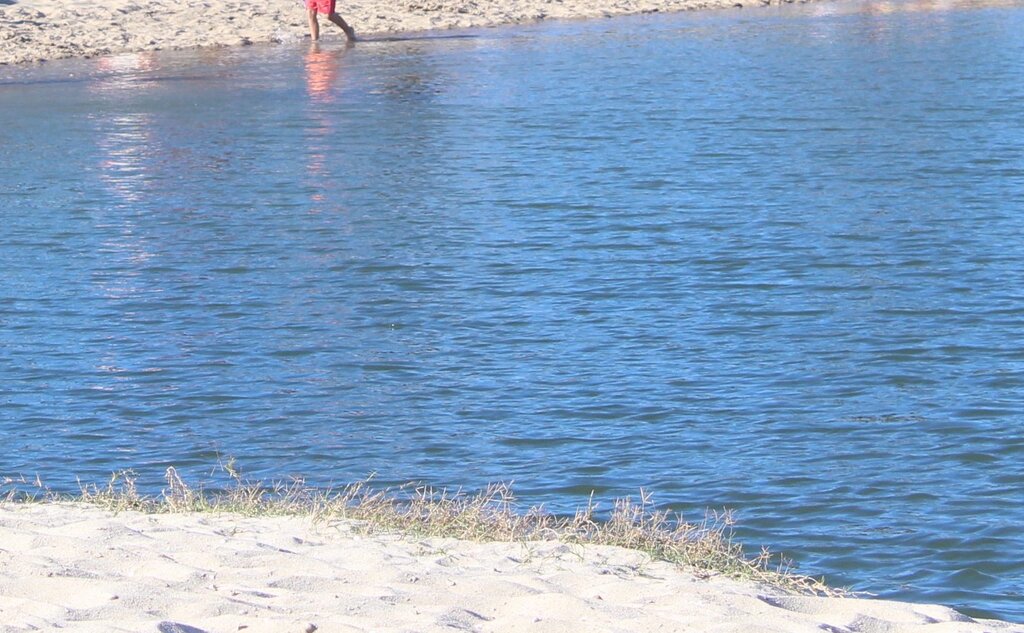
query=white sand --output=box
[0,0,819,66]
[0,503,1020,633]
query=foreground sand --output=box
[0,503,1021,633]
[0,0,818,66]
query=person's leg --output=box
[328,12,356,41]
[308,8,320,40]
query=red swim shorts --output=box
[306,0,335,14]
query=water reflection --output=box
[810,0,1023,15]
[88,53,160,303]
[303,44,346,209]
[304,43,343,104]
[91,52,158,206]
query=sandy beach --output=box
[0,0,817,66]
[0,502,1020,633]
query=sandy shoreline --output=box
[0,503,1020,633]
[1,0,818,66]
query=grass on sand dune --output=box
[2,462,839,597]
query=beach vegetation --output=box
[1,463,839,597]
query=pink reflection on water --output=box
[90,52,160,206]
[305,44,343,105]
[88,53,162,300]
[303,44,347,211]
[809,0,1021,16]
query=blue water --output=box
[2,0,1023,621]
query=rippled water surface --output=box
[3,0,1024,620]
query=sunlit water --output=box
[2,0,1023,620]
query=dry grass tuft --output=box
[1,464,839,596]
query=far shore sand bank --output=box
[0,503,1021,632]
[1,0,824,66]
